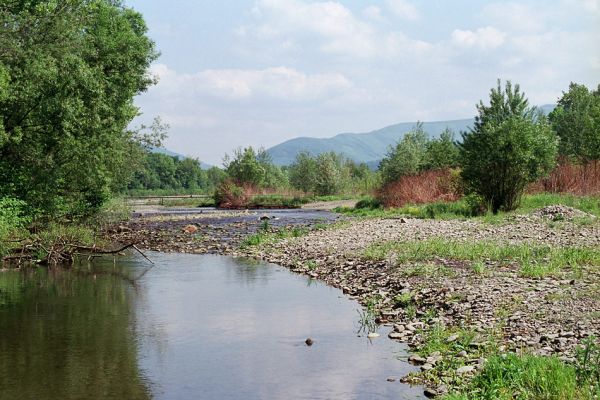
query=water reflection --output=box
[0,254,423,400]
[0,265,150,400]
[136,253,424,400]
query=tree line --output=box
[377,80,600,213]
[1,1,598,220]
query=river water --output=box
[0,253,423,399]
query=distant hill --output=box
[267,119,473,167]
[267,104,556,167]
[150,146,213,169]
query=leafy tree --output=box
[379,122,428,184]
[549,82,600,162]
[424,128,460,170]
[289,151,318,193]
[314,152,350,196]
[206,166,227,190]
[175,157,207,190]
[459,80,558,213]
[223,147,265,186]
[223,146,287,188]
[0,0,158,217]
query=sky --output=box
[126,0,600,165]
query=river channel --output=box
[0,253,423,399]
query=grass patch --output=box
[336,193,600,221]
[364,238,600,277]
[446,353,595,400]
[240,225,311,248]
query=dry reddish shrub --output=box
[378,169,462,208]
[214,180,250,208]
[528,159,600,195]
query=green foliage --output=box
[364,238,600,277]
[289,151,318,193]
[129,153,212,192]
[424,128,460,170]
[575,336,600,393]
[314,152,351,195]
[452,353,588,399]
[379,122,429,184]
[0,0,158,218]
[0,197,30,256]
[288,151,376,195]
[550,82,600,162]
[459,80,558,213]
[224,146,288,188]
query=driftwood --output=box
[2,240,153,267]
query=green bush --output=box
[460,80,558,213]
[0,197,30,256]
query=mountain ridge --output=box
[266,104,556,166]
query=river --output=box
[0,253,423,399]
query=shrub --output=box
[528,159,600,195]
[377,169,461,208]
[0,197,30,256]
[214,181,249,208]
[459,80,558,213]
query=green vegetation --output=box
[459,80,559,213]
[240,225,311,248]
[128,152,224,193]
[364,238,600,277]
[446,353,596,399]
[550,83,600,162]
[379,123,459,185]
[0,197,30,256]
[0,0,158,218]
[337,193,600,220]
[288,151,377,195]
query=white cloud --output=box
[451,26,506,50]
[150,64,352,101]
[245,0,430,58]
[386,0,419,20]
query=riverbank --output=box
[105,204,600,398]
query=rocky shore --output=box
[107,205,599,397]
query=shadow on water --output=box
[0,263,151,400]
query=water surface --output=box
[0,254,423,399]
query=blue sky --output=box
[127,0,600,165]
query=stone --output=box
[408,355,427,365]
[456,365,475,374]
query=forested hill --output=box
[267,104,555,166]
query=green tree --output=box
[0,0,157,217]
[176,157,207,190]
[549,82,600,162]
[223,147,265,186]
[314,152,350,196]
[288,151,318,193]
[379,122,428,184]
[424,128,460,170]
[459,80,558,213]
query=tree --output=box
[314,152,350,196]
[288,151,318,193]
[0,0,158,217]
[379,122,428,184]
[549,82,600,162]
[223,147,265,186]
[459,80,558,213]
[424,128,460,170]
